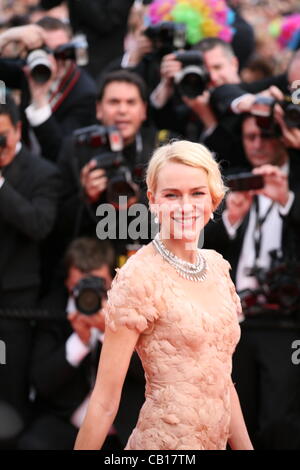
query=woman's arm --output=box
[74,324,140,450]
[228,381,254,450]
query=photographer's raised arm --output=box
[223,191,253,234]
[0,25,47,90]
[74,324,139,450]
[150,54,181,109]
[0,25,46,55]
[252,164,291,207]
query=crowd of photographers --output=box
[0,0,300,450]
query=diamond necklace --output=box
[152,233,207,282]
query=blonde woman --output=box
[74,141,253,450]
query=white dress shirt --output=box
[222,163,295,293]
[65,296,105,428]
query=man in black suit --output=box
[40,0,135,79]
[0,18,97,161]
[211,49,300,152]
[151,37,288,166]
[150,38,245,162]
[204,113,300,448]
[0,96,61,425]
[55,70,158,269]
[18,237,145,450]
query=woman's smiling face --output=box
[148,161,213,243]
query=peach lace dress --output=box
[104,243,241,450]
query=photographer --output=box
[151,37,289,165]
[204,113,300,448]
[55,70,158,269]
[269,51,300,151]
[209,50,300,146]
[17,238,145,449]
[0,17,97,162]
[0,95,61,426]
[150,38,245,162]
[40,0,135,79]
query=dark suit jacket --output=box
[0,58,97,161]
[31,286,146,447]
[203,74,289,168]
[41,0,134,79]
[210,75,289,119]
[52,125,158,260]
[32,68,97,162]
[204,152,300,282]
[231,9,255,70]
[0,146,61,292]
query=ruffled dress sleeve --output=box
[104,254,160,334]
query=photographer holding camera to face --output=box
[17,237,145,450]
[0,17,97,162]
[149,37,255,165]
[39,0,135,79]
[53,70,159,271]
[259,51,300,151]
[204,111,300,449]
[147,33,289,166]
[211,50,300,152]
[152,37,240,123]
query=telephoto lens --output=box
[26,49,53,84]
[73,276,106,316]
[174,51,210,98]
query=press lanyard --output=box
[253,195,275,265]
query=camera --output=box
[74,125,140,209]
[72,275,106,316]
[26,33,89,84]
[252,95,300,136]
[227,172,264,192]
[74,124,123,151]
[54,33,89,66]
[144,22,187,55]
[239,250,300,318]
[0,135,7,149]
[173,50,210,98]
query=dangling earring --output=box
[154,215,159,224]
[210,213,214,220]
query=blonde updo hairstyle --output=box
[146,140,226,211]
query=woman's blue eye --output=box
[164,192,205,198]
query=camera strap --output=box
[253,195,275,266]
[49,62,81,113]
